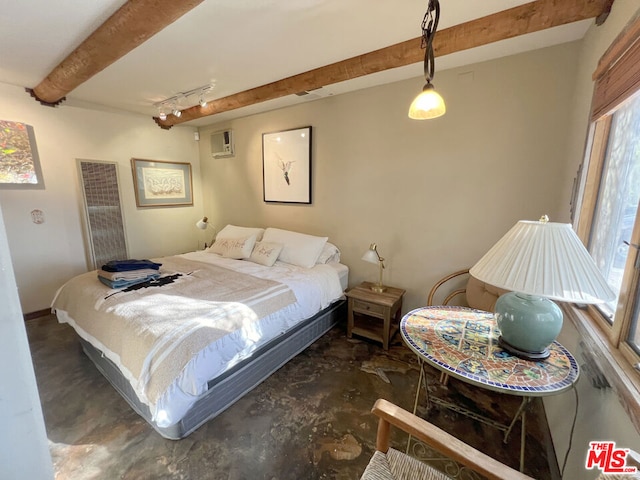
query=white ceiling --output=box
[0,0,591,127]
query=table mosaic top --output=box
[400,306,579,396]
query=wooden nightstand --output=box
[346,282,405,350]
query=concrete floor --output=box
[27,315,558,479]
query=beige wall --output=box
[0,82,204,312]
[544,1,640,478]
[198,42,580,313]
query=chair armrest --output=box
[427,269,469,305]
[372,398,535,480]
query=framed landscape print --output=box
[131,158,193,207]
[0,120,45,188]
[262,126,312,204]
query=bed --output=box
[51,226,348,439]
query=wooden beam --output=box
[155,0,612,128]
[27,0,204,106]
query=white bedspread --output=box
[54,251,345,427]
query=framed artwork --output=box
[131,158,193,207]
[262,126,312,204]
[0,120,45,188]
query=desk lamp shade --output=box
[196,216,209,230]
[470,218,615,359]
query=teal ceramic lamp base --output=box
[494,292,563,361]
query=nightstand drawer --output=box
[352,300,386,316]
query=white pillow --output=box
[262,228,328,268]
[316,242,341,264]
[209,235,257,259]
[248,241,284,267]
[216,224,265,242]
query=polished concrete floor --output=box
[27,315,558,479]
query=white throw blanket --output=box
[52,256,296,411]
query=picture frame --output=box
[262,126,312,204]
[0,120,45,189]
[131,158,193,207]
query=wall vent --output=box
[77,160,128,269]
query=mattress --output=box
[80,299,345,439]
[53,251,348,435]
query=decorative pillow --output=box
[261,228,328,268]
[248,241,284,267]
[216,224,265,242]
[316,242,341,264]
[209,235,257,259]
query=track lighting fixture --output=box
[154,82,215,120]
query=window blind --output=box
[591,11,640,121]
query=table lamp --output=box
[196,216,209,230]
[469,216,615,360]
[362,243,386,293]
[195,216,215,248]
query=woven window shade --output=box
[591,11,640,121]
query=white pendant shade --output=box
[470,220,616,304]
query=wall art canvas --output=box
[0,120,45,188]
[262,126,312,204]
[131,158,193,207]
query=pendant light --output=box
[408,0,446,120]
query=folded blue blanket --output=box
[98,274,160,289]
[101,259,162,272]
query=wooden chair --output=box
[426,269,471,307]
[427,269,508,312]
[360,398,534,480]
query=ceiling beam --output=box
[26,0,204,107]
[155,0,613,129]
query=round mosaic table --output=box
[400,305,580,472]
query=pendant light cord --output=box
[420,0,440,85]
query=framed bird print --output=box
[262,126,312,204]
[131,158,193,207]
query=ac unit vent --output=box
[211,129,234,158]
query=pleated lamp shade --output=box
[470,219,615,304]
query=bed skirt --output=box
[78,298,346,439]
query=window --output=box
[587,94,640,321]
[577,17,640,369]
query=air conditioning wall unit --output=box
[211,129,234,158]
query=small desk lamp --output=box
[196,216,215,248]
[196,216,209,230]
[362,243,386,293]
[469,216,615,360]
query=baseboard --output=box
[24,308,52,321]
